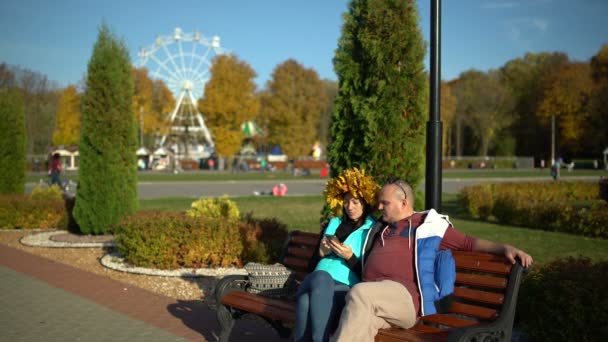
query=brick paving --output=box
[0,244,287,341]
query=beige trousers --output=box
[332,280,417,342]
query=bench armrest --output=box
[448,262,525,342]
[214,274,250,305]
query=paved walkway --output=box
[0,244,287,341]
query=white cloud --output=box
[506,17,550,46]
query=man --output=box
[332,179,533,341]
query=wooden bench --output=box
[214,231,525,342]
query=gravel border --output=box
[101,252,247,278]
[20,231,116,248]
[16,229,247,278]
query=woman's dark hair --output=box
[52,153,61,159]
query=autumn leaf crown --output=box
[323,167,380,216]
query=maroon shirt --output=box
[362,212,476,316]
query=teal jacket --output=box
[314,216,375,286]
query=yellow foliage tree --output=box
[151,79,174,137]
[538,62,593,151]
[198,55,260,156]
[441,81,457,156]
[52,85,81,146]
[132,67,174,140]
[260,59,327,156]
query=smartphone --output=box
[324,234,340,243]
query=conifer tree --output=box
[328,0,428,191]
[74,24,138,234]
[0,89,26,194]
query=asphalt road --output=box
[26,176,600,199]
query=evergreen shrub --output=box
[517,257,608,341]
[74,24,138,235]
[115,211,242,269]
[0,89,26,194]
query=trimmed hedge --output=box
[459,181,607,238]
[0,189,65,230]
[114,209,289,269]
[115,212,243,269]
[517,257,608,341]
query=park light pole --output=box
[550,114,555,166]
[425,0,443,211]
[139,106,144,147]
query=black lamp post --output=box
[425,0,443,211]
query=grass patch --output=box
[27,168,608,183]
[140,194,608,265]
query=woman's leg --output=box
[307,271,337,342]
[294,271,314,342]
[327,282,350,337]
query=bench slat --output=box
[376,326,449,342]
[420,314,478,328]
[289,232,320,247]
[452,250,509,261]
[448,302,498,321]
[453,287,504,306]
[455,272,507,289]
[282,256,310,272]
[220,291,296,322]
[453,254,512,275]
[287,246,315,259]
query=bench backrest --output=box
[277,231,523,329]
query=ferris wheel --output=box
[136,27,228,154]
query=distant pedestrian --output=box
[551,162,560,181]
[208,158,215,171]
[49,153,63,186]
[232,156,239,173]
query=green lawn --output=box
[27,168,608,183]
[139,194,608,265]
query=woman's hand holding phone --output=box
[325,234,353,260]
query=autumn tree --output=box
[74,24,138,234]
[452,70,514,156]
[0,89,26,194]
[131,67,174,147]
[150,79,174,139]
[260,59,327,156]
[52,85,81,146]
[328,0,428,193]
[198,55,259,156]
[319,79,338,154]
[441,81,457,156]
[500,52,569,159]
[538,62,594,154]
[588,44,608,156]
[0,63,15,89]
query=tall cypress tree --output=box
[74,24,138,234]
[0,89,26,194]
[328,0,428,193]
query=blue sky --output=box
[1,0,607,93]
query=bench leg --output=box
[216,303,235,342]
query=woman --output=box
[295,168,379,342]
[49,153,63,186]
